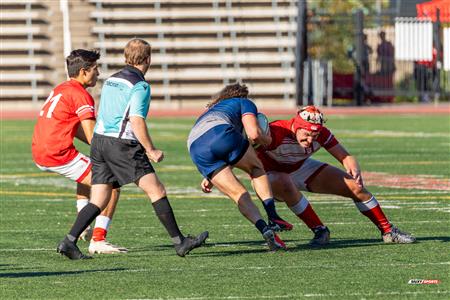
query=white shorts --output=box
[268,158,328,192]
[35,152,92,183]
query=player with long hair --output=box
[188,82,286,251]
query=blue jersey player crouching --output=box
[188,83,286,251]
[57,38,208,259]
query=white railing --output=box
[395,17,433,61]
[444,27,450,71]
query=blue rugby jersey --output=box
[95,66,151,140]
[187,97,257,149]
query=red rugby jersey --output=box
[32,80,95,167]
[257,118,339,173]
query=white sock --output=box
[94,215,111,231]
[76,199,89,213]
[354,196,378,212]
[288,195,309,215]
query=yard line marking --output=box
[2,190,450,201]
[1,217,449,233]
[132,288,450,299]
[0,173,58,178]
[366,161,448,166]
[62,262,450,271]
[3,170,450,192]
[0,191,73,197]
[412,207,450,213]
[131,291,450,300]
[0,248,54,251]
[333,129,449,138]
[363,171,450,191]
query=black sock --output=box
[68,203,100,242]
[262,198,281,220]
[255,219,268,234]
[152,197,183,243]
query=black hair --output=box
[66,49,100,78]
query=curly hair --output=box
[206,82,249,109]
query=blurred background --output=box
[0,0,449,109]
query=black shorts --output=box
[90,133,155,188]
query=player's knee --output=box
[270,173,294,198]
[249,164,265,179]
[235,191,251,203]
[349,183,369,200]
[145,182,167,201]
[224,184,249,203]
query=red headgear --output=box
[291,105,324,133]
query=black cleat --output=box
[174,231,209,257]
[309,226,330,247]
[57,237,92,260]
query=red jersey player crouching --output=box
[256,106,416,246]
[31,49,127,255]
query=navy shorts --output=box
[90,134,155,188]
[189,124,249,179]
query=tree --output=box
[307,0,387,73]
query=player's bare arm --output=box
[129,115,164,163]
[327,143,363,187]
[242,114,272,146]
[76,118,95,144]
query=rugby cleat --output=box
[57,237,92,260]
[274,233,287,250]
[174,231,209,257]
[382,225,416,244]
[268,217,294,232]
[79,225,93,242]
[88,240,128,254]
[262,227,286,251]
[309,226,330,247]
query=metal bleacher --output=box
[0,0,56,101]
[1,0,298,106]
[89,0,298,104]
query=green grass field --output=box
[0,115,449,299]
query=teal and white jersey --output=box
[95,66,151,140]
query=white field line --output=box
[1,219,448,234]
[126,262,450,271]
[2,190,449,203]
[128,290,450,300]
[333,129,449,138]
[74,206,449,216]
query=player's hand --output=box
[347,167,364,188]
[201,178,213,193]
[253,131,272,149]
[146,149,164,163]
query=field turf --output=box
[0,115,449,299]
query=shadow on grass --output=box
[0,265,39,271]
[130,239,291,256]
[112,236,448,257]
[0,268,126,278]
[287,238,384,252]
[415,236,450,243]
